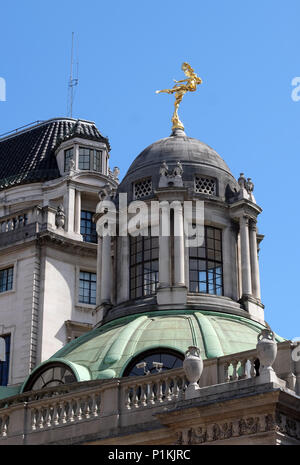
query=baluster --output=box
[173,377,180,400]
[76,398,83,421]
[31,409,37,431]
[53,403,59,426]
[60,401,67,424]
[232,360,239,381]
[91,394,98,417]
[141,384,147,406]
[157,381,163,403]
[133,385,139,408]
[37,408,43,429]
[239,359,247,379]
[45,405,52,427]
[68,399,75,422]
[148,383,155,405]
[165,378,172,401]
[125,388,132,410]
[224,362,230,382]
[84,396,91,419]
[1,416,8,437]
[250,358,256,378]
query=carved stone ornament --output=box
[158,161,184,188]
[175,414,300,445]
[98,183,116,201]
[183,346,203,395]
[55,204,65,229]
[256,329,277,371]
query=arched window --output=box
[123,348,184,377]
[23,363,77,392]
[130,235,159,299]
[189,226,223,295]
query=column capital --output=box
[249,219,257,232]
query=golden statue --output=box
[156,62,202,131]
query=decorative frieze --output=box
[175,413,300,444]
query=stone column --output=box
[63,184,75,233]
[74,189,81,234]
[159,207,171,288]
[117,236,130,303]
[173,202,185,286]
[239,215,252,296]
[222,225,239,300]
[249,220,261,300]
[96,236,102,306]
[100,234,112,304]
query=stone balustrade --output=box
[123,368,188,410]
[0,205,62,247]
[0,340,298,444]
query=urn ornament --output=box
[183,346,203,387]
[256,329,277,371]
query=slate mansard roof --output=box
[0,118,110,190]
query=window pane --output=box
[80,210,97,243]
[0,267,13,293]
[79,147,90,170]
[79,271,97,305]
[0,335,11,386]
[64,148,74,172]
[130,235,159,299]
[189,226,223,295]
[93,150,102,171]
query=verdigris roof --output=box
[21,310,284,388]
[0,118,109,190]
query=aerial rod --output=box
[67,32,79,118]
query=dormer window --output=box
[79,147,102,171]
[64,148,74,172]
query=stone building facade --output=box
[0,119,299,445]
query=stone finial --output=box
[173,161,183,177]
[55,204,65,229]
[256,329,284,385]
[246,178,256,203]
[98,183,116,201]
[112,167,120,180]
[69,157,75,173]
[159,161,169,177]
[183,346,203,399]
[238,173,246,189]
[158,161,183,188]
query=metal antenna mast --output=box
[67,32,79,118]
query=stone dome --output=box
[21,310,284,389]
[118,129,239,202]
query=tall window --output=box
[79,271,96,305]
[0,266,13,293]
[80,211,97,243]
[130,235,159,299]
[189,226,223,295]
[0,334,11,386]
[64,148,74,172]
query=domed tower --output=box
[20,69,283,390]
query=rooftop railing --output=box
[0,340,298,444]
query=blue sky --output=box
[1,0,299,339]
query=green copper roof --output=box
[30,310,282,384]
